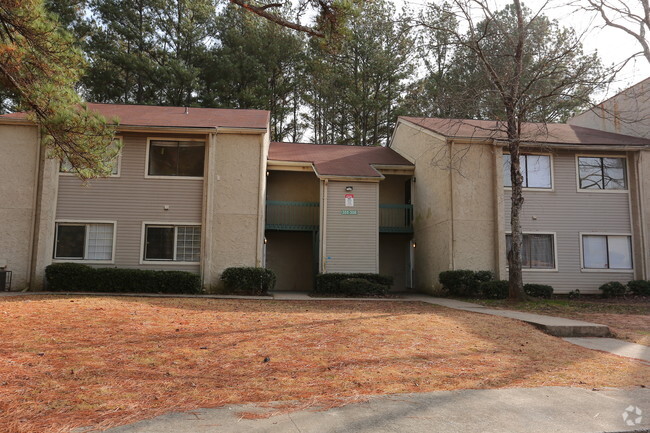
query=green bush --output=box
[45,262,94,291]
[599,281,627,298]
[627,280,650,296]
[45,263,201,293]
[524,284,554,299]
[480,280,509,299]
[313,273,393,296]
[339,278,389,297]
[220,267,276,295]
[438,270,494,297]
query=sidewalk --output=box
[101,387,650,433]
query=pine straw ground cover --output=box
[471,298,650,346]
[1,296,649,433]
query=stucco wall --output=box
[379,174,410,204]
[569,78,650,138]
[390,123,500,293]
[390,123,451,292]
[0,125,39,290]
[205,132,266,288]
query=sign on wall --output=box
[345,194,354,207]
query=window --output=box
[506,233,555,269]
[60,138,121,176]
[148,140,205,177]
[582,234,632,269]
[54,223,115,261]
[144,224,201,262]
[578,156,627,190]
[503,154,551,189]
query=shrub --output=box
[45,263,201,294]
[314,273,393,296]
[45,263,93,291]
[480,280,509,299]
[438,270,494,297]
[568,289,581,299]
[627,280,650,296]
[524,284,554,299]
[220,267,276,296]
[339,278,389,297]
[599,281,627,298]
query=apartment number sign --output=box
[345,194,354,207]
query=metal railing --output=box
[265,201,320,231]
[265,201,413,233]
[379,204,413,233]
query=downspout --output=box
[27,128,43,290]
[321,179,328,273]
[449,139,455,270]
[635,152,648,278]
[256,131,268,267]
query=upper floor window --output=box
[577,156,627,190]
[60,138,121,176]
[503,154,551,189]
[147,140,205,177]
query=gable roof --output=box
[0,103,270,130]
[268,142,413,178]
[399,116,650,147]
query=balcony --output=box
[379,204,413,233]
[265,201,320,231]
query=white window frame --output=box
[53,220,117,264]
[575,154,628,193]
[144,137,206,180]
[59,136,123,178]
[505,231,558,272]
[579,232,634,272]
[140,222,201,265]
[503,151,554,192]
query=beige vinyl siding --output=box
[56,133,204,272]
[324,181,378,273]
[504,150,634,292]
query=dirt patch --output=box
[1,296,648,433]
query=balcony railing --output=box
[265,201,413,233]
[379,204,413,233]
[265,201,320,231]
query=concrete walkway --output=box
[273,292,613,337]
[565,338,650,365]
[100,387,650,433]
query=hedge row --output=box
[438,270,554,299]
[220,267,276,296]
[313,273,393,297]
[600,280,650,298]
[45,263,201,293]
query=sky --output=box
[397,0,650,100]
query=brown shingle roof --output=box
[0,103,270,130]
[400,116,650,146]
[268,142,413,178]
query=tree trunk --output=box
[507,137,526,301]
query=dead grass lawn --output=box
[1,296,649,433]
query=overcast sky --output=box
[397,0,650,100]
